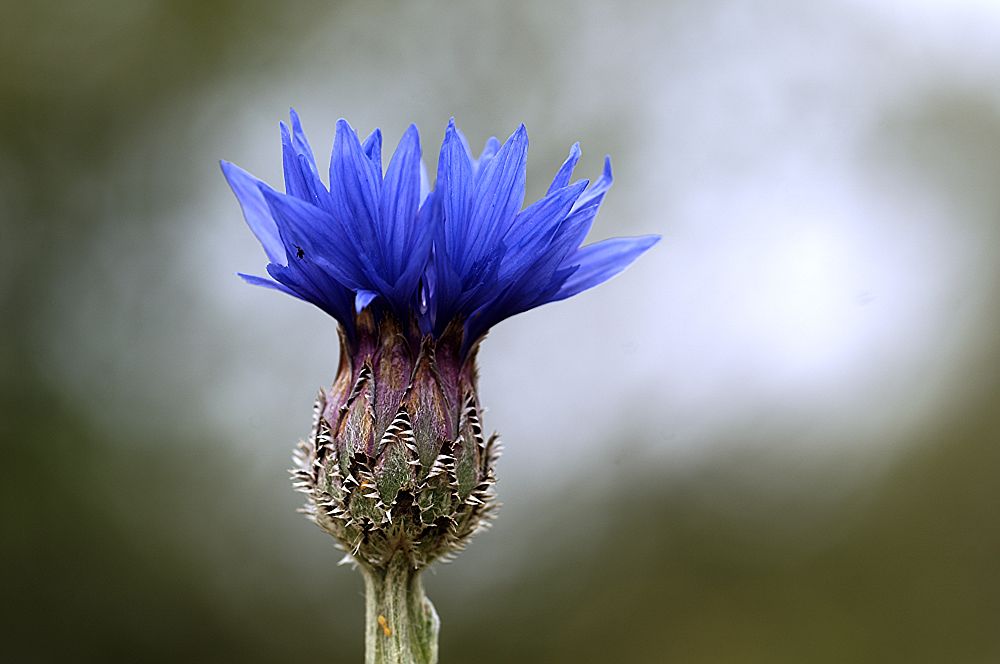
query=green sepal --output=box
[416,472,454,525]
[339,363,375,475]
[452,437,479,501]
[375,414,416,506]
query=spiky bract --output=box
[290,311,500,569]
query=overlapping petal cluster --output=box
[223,110,658,350]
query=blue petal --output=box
[419,160,430,203]
[425,241,464,335]
[500,179,589,280]
[221,161,286,264]
[295,154,333,211]
[547,143,581,194]
[549,156,614,250]
[362,128,383,176]
[464,232,578,344]
[238,272,301,298]
[355,289,378,312]
[243,268,352,327]
[267,261,355,326]
[416,192,451,333]
[550,196,601,255]
[436,119,474,262]
[380,124,422,279]
[464,199,609,343]
[464,124,528,269]
[475,136,501,172]
[259,184,366,290]
[280,121,311,200]
[555,235,660,301]
[572,156,613,212]
[399,197,434,294]
[288,108,316,160]
[330,119,383,263]
[454,126,475,162]
[281,110,331,210]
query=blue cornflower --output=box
[223,111,658,350]
[225,113,660,651]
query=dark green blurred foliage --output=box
[2,2,999,662]
[2,385,360,662]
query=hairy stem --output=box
[363,552,439,664]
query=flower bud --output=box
[291,310,500,570]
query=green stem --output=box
[363,551,439,664]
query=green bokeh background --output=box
[2,2,999,662]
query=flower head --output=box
[222,111,658,569]
[223,111,658,351]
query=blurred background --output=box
[2,1,999,661]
